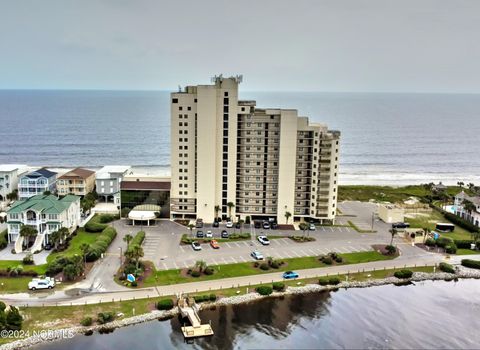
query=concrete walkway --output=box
[0,251,468,307]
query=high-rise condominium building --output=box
[170,75,340,224]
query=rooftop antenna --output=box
[178,85,182,92]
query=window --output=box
[179,106,183,111]
[187,106,191,111]
[224,91,228,96]
[194,98,197,103]
[224,98,229,105]
[172,98,178,103]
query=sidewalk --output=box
[0,253,452,307]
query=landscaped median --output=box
[136,250,395,287]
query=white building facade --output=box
[18,168,57,199]
[95,166,131,204]
[454,191,480,228]
[170,76,340,224]
[0,164,27,202]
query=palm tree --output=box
[457,181,465,189]
[284,211,292,224]
[422,227,430,243]
[194,260,207,273]
[188,223,195,237]
[125,244,144,270]
[214,205,220,219]
[80,243,89,267]
[463,199,476,223]
[227,202,235,219]
[389,228,398,246]
[123,234,133,248]
[57,227,69,244]
[50,230,61,250]
[19,225,37,249]
[299,222,308,237]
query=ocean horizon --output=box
[1,89,479,186]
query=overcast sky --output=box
[1,0,480,92]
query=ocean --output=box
[1,90,479,185]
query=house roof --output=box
[0,164,28,172]
[7,194,79,215]
[96,166,131,180]
[58,167,95,180]
[456,191,480,206]
[23,168,57,179]
[121,181,171,191]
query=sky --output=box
[1,0,480,92]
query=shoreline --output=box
[3,266,480,350]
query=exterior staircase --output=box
[14,235,24,254]
[31,233,45,253]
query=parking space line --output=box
[329,227,334,232]
[242,241,249,247]
[211,259,218,265]
[179,246,185,253]
[281,238,290,245]
[173,262,178,269]
[349,246,358,252]
[230,257,237,263]
[345,227,351,232]
[292,251,302,257]
[299,249,308,256]
[183,262,189,268]
[239,256,247,262]
[222,257,228,264]
[321,226,326,231]
[162,262,168,270]
[283,252,293,258]
[308,249,317,255]
[234,242,241,247]
[226,242,232,248]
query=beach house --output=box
[0,164,28,202]
[454,191,480,228]
[6,194,81,253]
[95,166,131,204]
[57,167,96,196]
[18,168,57,199]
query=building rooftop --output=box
[0,164,28,172]
[59,167,95,179]
[121,180,171,191]
[7,194,79,215]
[23,168,57,179]
[96,166,131,179]
[456,191,480,206]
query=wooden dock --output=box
[178,296,214,339]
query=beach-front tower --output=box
[170,75,340,224]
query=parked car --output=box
[28,277,55,291]
[196,230,204,238]
[257,235,270,245]
[205,230,213,238]
[254,221,261,229]
[221,230,229,238]
[271,222,278,229]
[210,239,219,249]
[195,219,203,228]
[226,221,233,228]
[212,221,219,228]
[44,243,52,251]
[192,241,202,251]
[235,222,241,229]
[262,221,270,229]
[282,271,299,279]
[309,223,316,231]
[251,250,264,260]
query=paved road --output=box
[1,251,467,307]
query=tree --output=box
[6,306,23,330]
[125,244,144,270]
[457,181,465,188]
[463,199,476,222]
[422,227,430,243]
[299,222,308,237]
[123,234,133,248]
[49,230,61,250]
[63,264,78,281]
[194,260,207,273]
[43,190,52,196]
[227,202,235,219]
[79,243,89,267]
[389,228,398,246]
[284,211,292,224]
[468,183,475,191]
[187,224,195,237]
[214,205,220,219]
[6,190,18,201]
[19,225,37,249]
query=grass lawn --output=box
[405,210,472,240]
[142,251,393,287]
[47,228,99,263]
[456,249,479,255]
[339,185,464,203]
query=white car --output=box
[257,235,270,245]
[251,250,264,260]
[226,221,233,228]
[28,277,55,291]
[205,230,213,238]
[192,241,202,251]
[309,223,316,231]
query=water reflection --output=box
[33,280,480,350]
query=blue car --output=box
[282,271,299,279]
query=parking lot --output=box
[114,201,394,271]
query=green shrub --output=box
[6,306,23,330]
[435,237,453,248]
[444,212,480,233]
[98,214,118,223]
[270,261,280,269]
[80,317,93,326]
[394,269,413,279]
[256,286,273,296]
[321,256,333,265]
[191,270,201,277]
[385,245,397,255]
[156,298,174,310]
[84,221,107,233]
[125,231,145,256]
[0,301,6,312]
[209,293,217,301]
[131,281,137,287]
[439,262,455,274]
[194,294,212,303]
[445,243,457,254]
[461,259,480,269]
[0,230,8,250]
[425,238,436,247]
[454,240,474,249]
[85,226,117,262]
[319,276,341,286]
[259,263,270,270]
[272,282,285,291]
[97,312,115,324]
[22,253,34,265]
[204,267,214,275]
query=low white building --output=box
[95,166,131,205]
[0,164,28,202]
[6,194,81,253]
[454,191,480,228]
[378,203,405,224]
